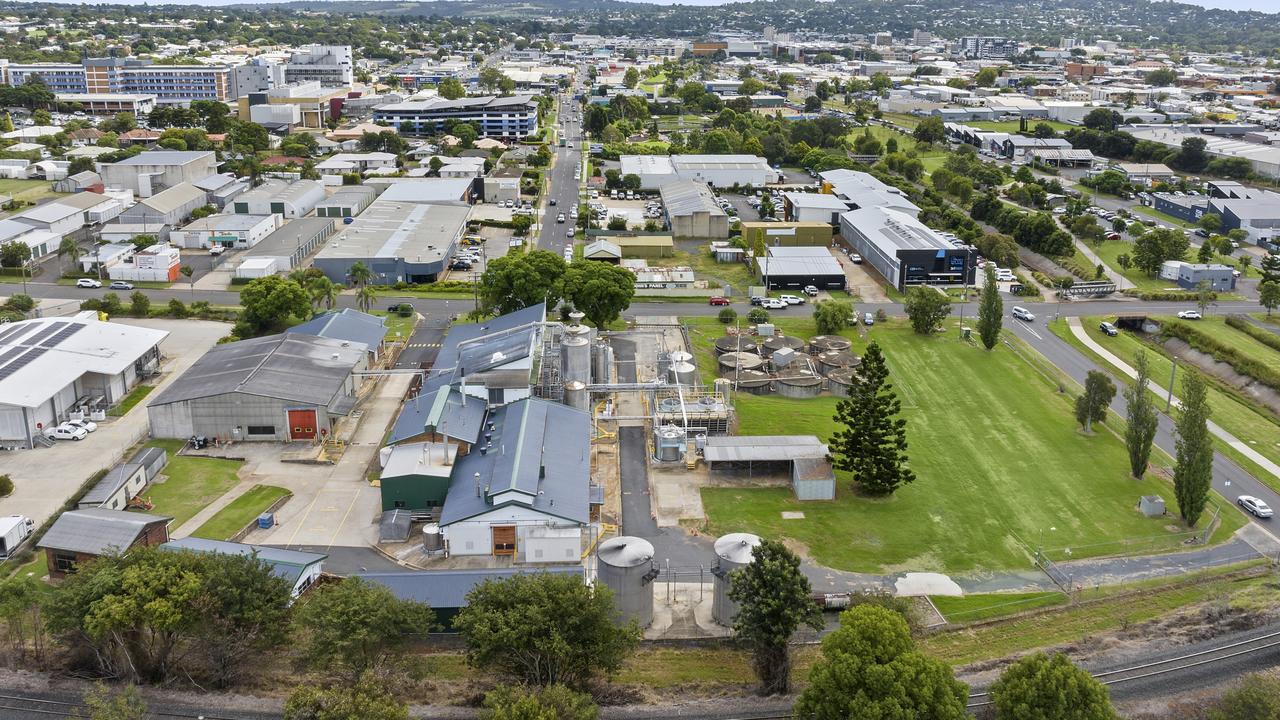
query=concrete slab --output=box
[894,572,963,597]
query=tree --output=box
[1198,213,1222,235]
[481,685,598,720]
[1132,228,1189,275]
[1032,122,1056,139]
[989,652,1117,720]
[438,77,466,100]
[1173,372,1212,527]
[284,674,408,720]
[239,275,311,333]
[794,605,967,720]
[1259,252,1280,285]
[309,276,338,310]
[977,264,1002,350]
[1124,351,1159,479]
[562,260,636,328]
[455,572,639,687]
[292,578,435,684]
[804,95,823,112]
[830,342,915,495]
[1074,371,1115,433]
[356,285,377,314]
[623,67,640,89]
[975,67,998,87]
[57,236,80,276]
[129,291,151,317]
[347,261,375,288]
[0,240,32,269]
[1260,281,1280,317]
[83,683,148,720]
[32,108,51,126]
[1208,674,1280,720]
[480,251,568,316]
[812,299,851,335]
[1196,279,1215,316]
[1145,67,1178,87]
[912,116,945,146]
[903,286,951,335]
[729,539,821,695]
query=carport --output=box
[704,435,829,478]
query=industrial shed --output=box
[316,186,376,219]
[77,462,147,511]
[756,247,847,291]
[237,217,337,277]
[741,221,834,248]
[147,333,367,443]
[705,435,833,498]
[38,508,171,579]
[360,566,583,629]
[290,308,388,362]
[230,179,326,219]
[660,181,728,240]
[161,538,326,598]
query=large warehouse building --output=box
[660,181,729,239]
[756,246,847,291]
[312,199,470,285]
[621,154,778,189]
[0,314,167,448]
[147,333,367,443]
[839,206,974,291]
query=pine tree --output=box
[976,264,1002,350]
[831,342,915,495]
[1174,372,1213,527]
[0,112,12,134]
[1260,251,1280,286]
[1124,351,1159,479]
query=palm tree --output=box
[309,276,338,310]
[57,237,80,277]
[348,261,375,288]
[356,285,376,314]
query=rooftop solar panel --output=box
[0,347,47,380]
[18,322,67,347]
[0,346,27,368]
[39,323,85,348]
[0,324,29,344]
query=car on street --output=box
[63,418,97,433]
[863,312,875,326]
[75,278,102,288]
[108,281,133,290]
[779,294,804,305]
[1099,321,1119,336]
[760,298,788,310]
[849,254,863,264]
[1011,306,1035,322]
[750,295,764,306]
[708,296,730,306]
[566,229,574,238]
[1238,495,1273,519]
[44,424,88,441]
[1177,310,1202,320]
[549,198,557,206]
[556,213,566,223]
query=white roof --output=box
[0,316,168,409]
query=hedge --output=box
[1225,314,1280,354]
[1121,288,1217,302]
[1161,320,1280,391]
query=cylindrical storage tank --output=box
[760,334,805,358]
[718,351,764,374]
[597,536,655,628]
[668,361,696,386]
[653,425,686,461]
[713,377,732,404]
[422,523,443,552]
[817,350,860,374]
[809,335,852,354]
[565,380,588,412]
[713,533,762,626]
[775,367,824,399]
[565,322,593,345]
[732,369,773,395]
[827,367,857,397]
[668,350,693,365]
[714,335,758,356]
[592,341,613,384]
[561,335,591,385]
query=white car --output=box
[760,298,788,310]
[1177,310,1202,320]
[1238,495,1273,519]
[1011,306,1036,322]
[779,294,805,305]
[75,278,102,288]
[63,418,97,433]
[44,424,88,441]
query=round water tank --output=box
[760,335,805,357]
[422,523,443,552]
[713,533,762,626]
[775,367,824,399]
[714,335,758,356]
[597,536,655,628]
[817,350,860,374]
[565,380,588,412]
[668,361,697,386]
[561,335,591,385]
[668,350,693,365]
[713,377,733,404]
[592,341,613,384]
[718,351,764,374]
[809,335,853,354]
[378,446,392,468]
[827,366,857,397]
[732,369,773,394]
[653,425,686,462]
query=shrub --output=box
[1121,288,1216,302]
[1225,314,1280,353]
[0,474,12,497]
[717,308,737,324]
[1162,320,1280,391]
[747,308,770,324]
[167,298,188,318]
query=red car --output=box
[708,296,731,306]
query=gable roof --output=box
[387,383,487,446]
[426,303,545,386]
[360,566,582,609]
[38,508,171,555]
[289,309,387,351]
[160,538,326,586]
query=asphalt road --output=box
[537,78,584,254]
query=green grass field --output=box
[696,318,1235,574]
[1130,204,1197,230]
[373,309,417,341]
[1178,315,1280,369]
[106,384,154,417]
[931,591,1068,623]
[191,484,291,540]
[967,120,1076,134]
[1053,317,1280,492]
[0,178,62,208]
[654,247,757,293]
[142,440,243,529]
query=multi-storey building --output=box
[284,45,354,86]
[372,95,540,139]
[957,36,1020,60]
[2,58,230,103]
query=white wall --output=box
[443,505,582,558]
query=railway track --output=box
[0,692,267,719]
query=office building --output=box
[372,96,540,140]
[839,206,975,291]
[958,36,1020,60]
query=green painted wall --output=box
[380,473,450,512]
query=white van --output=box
[0,516,34,559]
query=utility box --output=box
[1139,495,1166,517]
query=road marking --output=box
[327,489,362,550]
[1022,325,1043,340]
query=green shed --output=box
[379,442,457,512]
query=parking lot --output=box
[0,318,227,529]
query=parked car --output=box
[708,296,731,306]
[209,245,226,256]
[863,312,874,326]
[1177,310,1202,320]
[803,285,819,296]
[849,254,863,264]
[63,418,97,433]
[1011,306,1035,322]
[108,281,134,290]
[760,298,788,309]
[1238,495,1273,519]
[449,261,473,271]
[749,295,765,306]
[549,198,557,206]
[75,278,102,289]
[995,269,1016,282]
[1099,321,1119,336]
[779,294,804,305]
[44,424,88,441]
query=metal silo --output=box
[712,532,762,626]
[565,380,588,412]
[592,340,613,384]
[597,536,657,628]
[561,335,591,385]
[669,361,697,386]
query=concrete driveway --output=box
[0,317,228,528]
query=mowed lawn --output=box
[192,484,290,540]
[142,440,243,528]
[700,320,1212,574]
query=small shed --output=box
[1139,495,1166,517]
[704,435,829,480]
[77,462,147,511]
[128,446,169,482]
[379,509,413,542]
[583,239,622,263]
[792,457,836,501]
[38,508,172,579]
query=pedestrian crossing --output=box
[406,342,442,349]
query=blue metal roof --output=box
[289,309,386,352]
[427,303,545,384]
[161,537,326,585]
[387,384,487,446]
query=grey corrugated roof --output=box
[360,566,582,609]
[142,182,206,215]
[427,303,545,385]
[80,463,143,506]
[290,309,386,352]
[160,538,325,585]
[387,384,486,445]
[379,510,412,542]
[659,180,726,218]
[38,508,171,555]
[148,333,364,407]
[704,435,829,463]
[114,151,214,167]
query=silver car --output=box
[1238,495,1273,519]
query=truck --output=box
[0,515,35,559]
